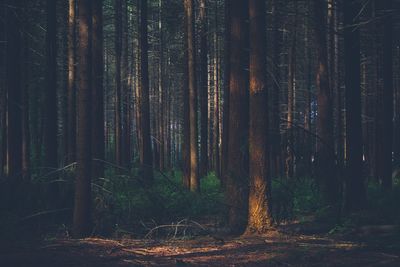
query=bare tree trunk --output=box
[184,0,199,192]
[313,0,338,209]
[221,0,230,186]
[246,0,273,234]
[199,0,208,178]
[224,0,249,234]
[73,0,92,238]
[67,0,76,164]
[271,0,282,178]
[344,0,366,211]
[139,0,154,182]
[6,0,22,179]
[92,0,104,178]
[44,0,58,173]
[380,0,393,191]
[115,0,123,166]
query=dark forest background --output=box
[0,0,400,241]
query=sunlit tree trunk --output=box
[246,0,273,234]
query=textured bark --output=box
[73,0,92,238]
[5,0,22,179]
[313,0,338,207]
[184,0,199,192]
[139,0,154,182]
[246,0,273,234]
[380,0,393,191]
[44,0,58,172]
[199,0,208,178]
[67,0,77,164]
[344,0,366,211]
[224,0,249,234]
[92,0,104,178]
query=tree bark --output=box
[313,0,338,208]
[115,0,123,166]
[5,0,22,179]
[246,0,273,234]
[67,0,77,164]
[199,0,208,178]
[73,0,92,238]
[380,0,393,191]
[44,0,58,172]
[224,0,249,234]
[184,0,199,192]
[139,0,154,182]
[344,0,366,211]
[92,0,104,178]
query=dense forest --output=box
[1,0,400,266]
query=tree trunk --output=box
[139,0,154,182]
[184,0,199,192]
[67,0,76,164]
[271,0,282,178]
[344,0,366,211]
[380,0,393,191]
[92,0,104,178]
[221,0,230,186]
[44,0,58,173]
[5,0,22,179]
[182,8,190,189]
[73,0,92,238]
[246,0,273,234]
[313,0,338,208]
[115,0,123,166]
[199,0,208,178]
[224,0,249,234]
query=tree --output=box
[224,0,249,233]
[270,0,282,178]
[66,0,76,164]
[246,0,273,234]
[92,0,104,178]
[43,0,58,173]
[313,0,338,208]
[138,0,153,182]
[199,0,208,177]
[380,0,393,191]
[5,0,22,179]
[184,0,199,192]
[344,0,366,211]
[115,0,123,166]
[73,0,92,238]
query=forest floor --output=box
[1,218,400,267]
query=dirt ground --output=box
[1,223,399,267]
